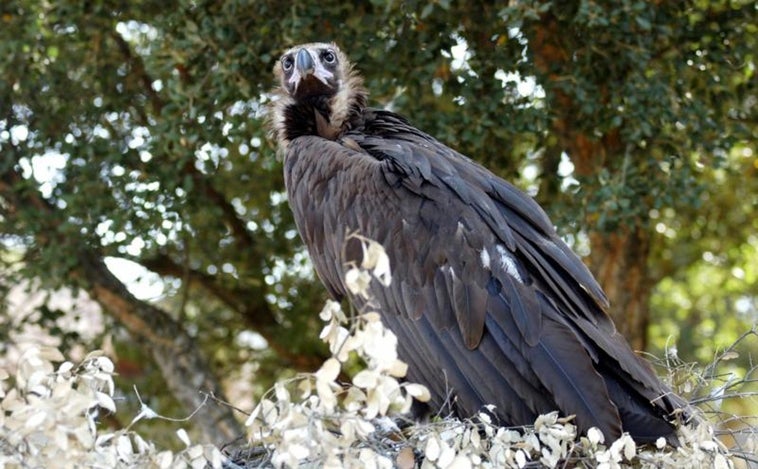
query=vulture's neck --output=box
[275,80,367,149]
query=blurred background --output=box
[0,0,755,449]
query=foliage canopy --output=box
[0,0,755,444]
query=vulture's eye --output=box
[321,50,336,64]
[281,55,294,72]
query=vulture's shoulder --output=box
[338,108,612,330]
[287,108,613,345]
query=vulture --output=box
[271,42,686,444]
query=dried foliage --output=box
[0,347,225,468]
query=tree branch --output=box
[138,252,327,371]
[0,162,243,444]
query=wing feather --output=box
[284,108,682,442]
[531,315,623,440]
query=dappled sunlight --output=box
[0,0,754,462]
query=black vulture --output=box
[271,42,686,444]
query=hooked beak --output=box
[295,48,315,76]
[285,47,335,98]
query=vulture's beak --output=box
[295,48,315,76]
[287,47,334,98]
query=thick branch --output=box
[139,252,326,371]
[0,165,243,444]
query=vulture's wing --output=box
[284,110,680,441]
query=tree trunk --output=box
[586,228,652,351]
[529,14,652,351]
[78,252,244,444]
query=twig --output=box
[126,385,210,429]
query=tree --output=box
[1,0,755,442]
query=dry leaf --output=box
[396,446,415,469]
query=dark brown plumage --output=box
[272,42,687,443]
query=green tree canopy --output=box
[1,0,755,443]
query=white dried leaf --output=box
[353,370,378,388]
[363,334,399,370]
[133,433,150,454]
[25,410,47,429]
[57,361,75,374]
[340,420,357,441]
[448,455,473,469]
[255,399,278,427]
[94,356,115,373]
[274,382,290,403]
[95,391,116,413]
[425,436,440,461]
[176,428,191,447]
[297,377,312,399]
[358,448,378,468]
[83,349,106,360]
[437,440,455,467]
[515,449,527,468]
[154,450,174,468]
[469,428,481,449]
[375,376,400,415]
[587,427,604,445]
[720,351,739,360]
[323,456,343,469]
[316,377,337,412]
[364,392,380,419]
[388,359,408,378]
[316,358,341,383]
[28,383,51,398]
[355,418,376,437]
[53,426,69,451]
[246,401,262,426]
[623,435,636,460]
[343,386,366,412]
[404,383,430,402]
[96,432,115,446]
[26,370,49,391]
[595,449,611,464]
[288,442,310,460]
[319,300,342,321]
[362,240,392,286]
[362,312,382,323]
[190,455,207,469]
[326,326,351,361]
[186,444,204,459]
[116,434,134,460]
[205,446,224,469]
[75,423,94,447]
[699,440,718,451]
[37,346,66,363]
[345,267,372,297]
[714,453,731,469]
[319,320,337,340]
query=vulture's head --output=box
[272,42,366,148]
